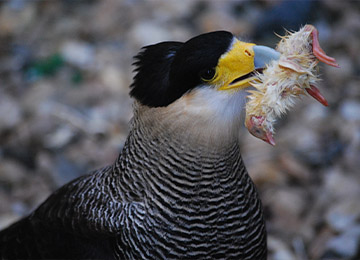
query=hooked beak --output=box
[218,41,280,91]
[253,45,281,70]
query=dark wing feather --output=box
[0,165,143,259]
[0,218,42,259]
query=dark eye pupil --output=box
[200,68,215,81]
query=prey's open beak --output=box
[218,40,280,91]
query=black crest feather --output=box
[130,42,183,107]
[130,31,233,107]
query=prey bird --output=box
[245,25,339,145]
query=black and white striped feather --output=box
[0,102,266,259]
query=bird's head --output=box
[130,31,280,145]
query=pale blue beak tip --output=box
[253,45,281,69]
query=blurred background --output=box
[0,0,359,259]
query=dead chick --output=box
[245,24,339,145]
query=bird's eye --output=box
[200,68,216,81]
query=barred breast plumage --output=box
[112,114,267,259]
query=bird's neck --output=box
[129,101,244,161]
[112,108,266,260]
[114,109,248,199]
[129,101,244,150]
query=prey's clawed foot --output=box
[304,24,339,68]
[306,85,328,107]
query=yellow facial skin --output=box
[206,39,257,91]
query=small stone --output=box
[128,22,172,47]
[247,160,287,187]
[100,66,127,92]
[302,103,329,123]
[278,153,311,182]
[271,188,306,217]
[152,0,195,20]
[0,159,27,184]
[293,128,319,152]
[44,125,75,149]
[343,142,360,172]
[0,1,36,37]
[324,168,359,199]
[262,187,310,237]
[345,79,360,98]
[339,100,360,122]
[308,227,334,260]
[87,106,113,135]
[198,8,239,33]
[0,93,22,132]
[61,41,95,69]
[325,226,360,259]
[268,236,296,260]
[325,195,360,232]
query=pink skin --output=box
[304,24,340,68]
[304,25,339,106]
[245,116,276,146]
[306,85,329,107]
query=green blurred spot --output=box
[71,70,83,85]
[29,53,65,77]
